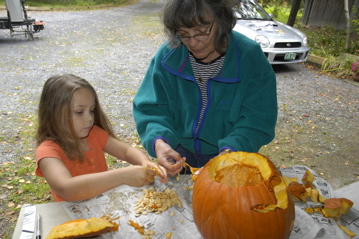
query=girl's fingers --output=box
[147,165,168,183]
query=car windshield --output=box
[234,0,272,20]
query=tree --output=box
[287,0,301,26]
[343,0,351,49]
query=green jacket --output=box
[133,31,277,157]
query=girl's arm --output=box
[104,136,167,180]
[39,157,155,201]
[39,136,167,201]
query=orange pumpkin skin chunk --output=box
[46,217,117,239]
[192,152,295,239]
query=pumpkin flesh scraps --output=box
[127,220,156,237]
[192,151,295,239]
[338,224,357,238]
[150,166,161,177]
[128,219,145,235]
[182,160,200,181]
[283,169,356,238]
[284,169,354,218]
[214,164,263,187]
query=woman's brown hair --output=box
[36,74,116,162]
[162,0,236,53]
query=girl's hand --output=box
[124,166,156,187]
[143,161,168,183]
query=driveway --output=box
[0,0,358,191]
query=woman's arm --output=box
[133,48,183,158]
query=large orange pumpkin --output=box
[192,151,295,239]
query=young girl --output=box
[35,74,167,202]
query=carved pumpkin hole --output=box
[213,163,264,187]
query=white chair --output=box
[5,0,25,23]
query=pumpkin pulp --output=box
[213,163,263,187]
[206,151,290,212]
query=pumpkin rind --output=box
[192,152,295,239]
[46,217,116,239]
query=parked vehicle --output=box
[233,0,310,64]
[0,0,45,40]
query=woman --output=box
[133,0,277,175]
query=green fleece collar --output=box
[161,32,242,83]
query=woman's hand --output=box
[154,139,184,176]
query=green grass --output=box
[266,6,359,78]
[0,115,51,203]
[26,0,137,10]
[266,6,359,56]
[0,114,52,239]
[266,5,296,23]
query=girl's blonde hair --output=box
[36,74,116,162]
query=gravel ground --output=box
[0,0,358,196]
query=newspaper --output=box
[63,175,202,239]
[18,204,36,239]
[61,166,358,239]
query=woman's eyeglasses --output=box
[176,22,214,42]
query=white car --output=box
[233,0,310,64]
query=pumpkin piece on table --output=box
[192,151,295,239]
[322,198,342,218]
[338,224,357,238]
[305,187,321,203]
[339,197,354,215]
[287,181,307,201]
[301,169,316,188]
[46,217,118,239]
[321,197,354,219]
[285,170,326,203]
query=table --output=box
[13,175,201,239]
[12,168,359,239]
[12,201,68,239]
